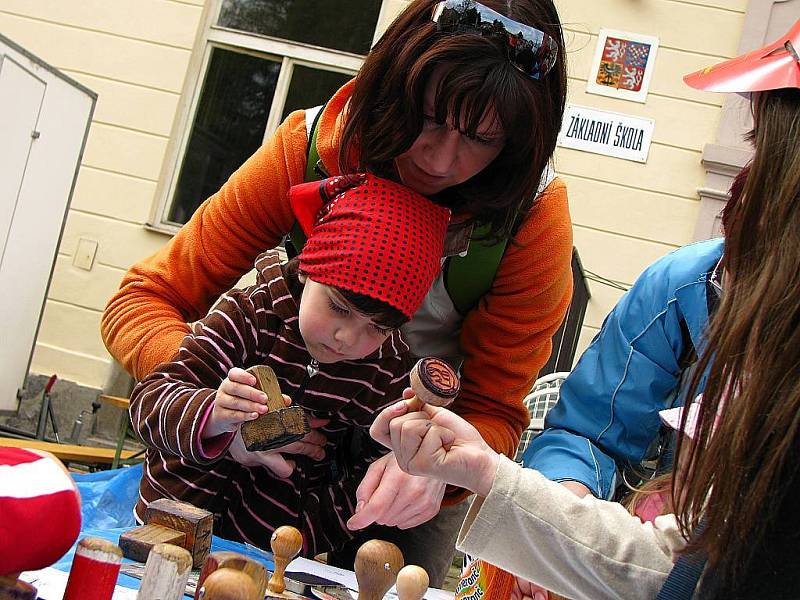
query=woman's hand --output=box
[370,396,500,497]
[346,452,446,530]
[204,367,279,439]
[227,418,329,478]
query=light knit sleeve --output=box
[457,456,682,600]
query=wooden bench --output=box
[0,436,138,465]
[98,394,131,410]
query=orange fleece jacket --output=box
[101,81,574,500]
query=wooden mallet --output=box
[197,551,268,600]
[406,358,460,412]
[136,543,192,600]
[354,539,404,600]
[240,365,311,452]
[267,525,303,595]
[119,498,213,568]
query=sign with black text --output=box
[557,104,655,163]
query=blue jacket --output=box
[523,238,724,499]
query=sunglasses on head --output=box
[431,0,559,80]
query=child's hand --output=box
[228,421,329,478]
[204,367,287,439]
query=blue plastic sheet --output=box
[58,466,275,597]
[74,463,142,530]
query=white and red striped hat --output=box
[0,448,81,576]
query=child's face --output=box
[298,278,395,364]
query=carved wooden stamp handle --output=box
[408,358,460,411]
[355,540,404,600]
[247,365,285,412]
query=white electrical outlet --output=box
[73,237,98,271]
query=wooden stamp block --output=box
[240,366,310,452]
[118,524,186,564]
[145,498,213,568]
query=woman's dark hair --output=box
[340,0,567,241]
[285,257,407,329]
[675,88,800,594]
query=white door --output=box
[0,36,95,411]
[0,57,45,263]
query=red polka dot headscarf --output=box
[290,174,451,320]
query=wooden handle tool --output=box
[267,525,303,595]
[240,366,311,451]
[250,365,287,412]
[136,543,192,600]
[197,568,260,600]
[197,551,267,599]
[396,565,429,600]
[407,358,460,412]
[354,539,404,600]
[0,576,37,600]
[63,537,123,600]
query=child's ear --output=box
[298,272,308,284]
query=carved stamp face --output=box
[418,357,460,399]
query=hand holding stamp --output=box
[406,358,460,412]
[240,365,310,452]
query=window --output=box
[155,0,382,230]
[217,0,379,55]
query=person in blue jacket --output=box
[522,237,725,500]
[369,18,800,597]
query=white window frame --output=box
[149,0,366,234]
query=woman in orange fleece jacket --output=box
[101,0,573,584]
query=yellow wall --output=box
[554,0,745,357]
[1,0,744,387]
[0,0,206,386]
[382,1,745,361]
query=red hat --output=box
[0,448,81,575]
[290,174,450,320]
[684,18,800,94]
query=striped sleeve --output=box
[129,284,278,465]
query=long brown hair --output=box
[340,0,567,241]
[675,88,800,586]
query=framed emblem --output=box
[587,29,659,103]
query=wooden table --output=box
[0,436,138,465]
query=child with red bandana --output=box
[129,174,450,557]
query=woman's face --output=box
[395,70,506,196]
